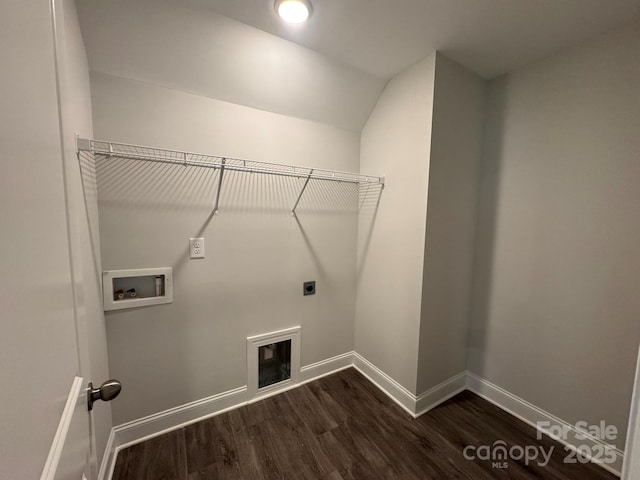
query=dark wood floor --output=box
[112,368,618,480]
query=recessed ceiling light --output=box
[275,0,312,24]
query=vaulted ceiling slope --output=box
[76,0,386,132]
[77,0,640,132]
[199,0,640,79]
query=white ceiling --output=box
[77,0,640,132]
[193,0,640,79]
[76,0,386,132]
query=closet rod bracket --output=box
[213,159,226,215]
[291,171,313,217]
[76,136,91,154]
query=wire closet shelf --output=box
[76,137,384,215]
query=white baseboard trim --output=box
[99,355,620,479]
[352,352,417,416]
[101,351,357,479]
[466,371,624,477]
[300,351,354,383]
[352,353,466,418]
[415,372,468,417]
[114,385,248,449]
[99,385,248,480]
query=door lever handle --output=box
[87,379,121,411]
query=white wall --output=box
[355,53,486,397]
[55,0,113,465]
[90,72,362,424]
[468,22,640,447]
[417,54,487,393]
[76,0,385,132]
[0,1,80,478]
[355,55,435,394]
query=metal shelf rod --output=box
[77,137,385,215]
[77,137,384,186]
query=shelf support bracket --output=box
[213,158,226,215]
[76,136,91,154]
[291,170,313,217]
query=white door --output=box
[43,0,117,478]
[41,378,91,480]
[622,348,640,479]
[0,1,111,479]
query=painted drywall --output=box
[416,54,487,394]
[202,0,640,80]
[55,0,113,466]
[76,0,385,132]
[0,1,81,478]
[468,22,640,448]
[90,72,362,424]
[355,55,435,395]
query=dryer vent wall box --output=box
[103,267,173,311]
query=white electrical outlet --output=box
[189,237,205,259]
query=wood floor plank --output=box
[112,368,619,480]
[289,383,340,436]
[112,429,187,480]
[246,421,289,479]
